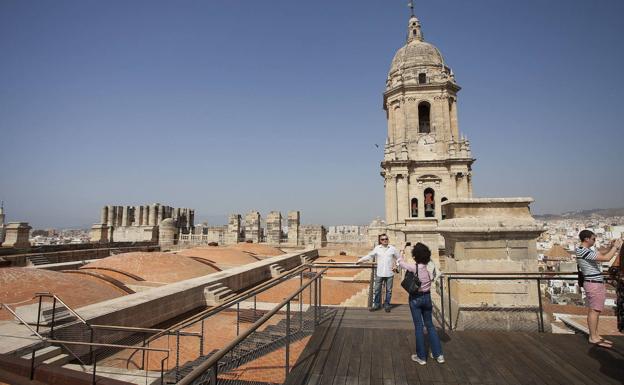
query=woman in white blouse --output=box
[397,242,445,365]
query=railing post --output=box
[253,295,257,320]
[91,350,97,385]
[200,319,205,356]
[537,278,544,333]
[141,334,146,370]
[440,275,445,334]
[319,273,323,318]
[285,301,291,379]
[211,363,218,385]
[236,302,240,336]
[175,330,181,382]
[299,271,304,331]
[447,277,453,330]
[30,296,43,380]
[50,297,57,339]
[161,358,165,385]
[313,278,318,325]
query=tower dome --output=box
[386,16,455,90]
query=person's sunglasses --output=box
[380,238,389,241]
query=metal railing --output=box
[436,271,617,333]
[178,268,328,385]
[0,298,170,385]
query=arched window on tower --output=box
[418,102,431,133]
[441,197,448,219]
[424,188,435,218]
[418,73,427,84]
[411,198,418,218]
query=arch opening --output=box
[411,198,418,218]
[424,188,435,218]
[418,102,431,133]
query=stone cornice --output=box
[383,82,461,109]
[381,158,476,169]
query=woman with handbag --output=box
[397,242,444,365]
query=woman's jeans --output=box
[408,292,443,360]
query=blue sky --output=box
[1,0,623,228]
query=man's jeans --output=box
[408,292,443,360]
[372,275,393,309]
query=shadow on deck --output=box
[285,305,624,385]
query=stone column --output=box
[149,205,157,226]
[226,214,242,244]
[386,175,397,225]
[122,206,129,227]
[418,185,425,218]
[134,206,142,226]
[287,211,300,246]
[156,204,163,225]
[384,175,392,223]
[266,211,282,245]
[100,206,108,225]
[396,174,409,223]
[450,98,459,141]
[142,205,149,226]
[116,206,123,227]
[107,205,115,227]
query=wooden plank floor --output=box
[285,306,624,385]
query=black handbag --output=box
[401,270,421,295]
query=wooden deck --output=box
[285,306,624,385]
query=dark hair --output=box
[411,242,431,264]
[378,233,388,243]
[579,230,595,242]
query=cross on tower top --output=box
[408,1,415,18]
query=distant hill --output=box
[535,208,624,220]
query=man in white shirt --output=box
[357,233,401,312]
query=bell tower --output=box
[381,10,475,242]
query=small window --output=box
[418,73,427,84]
[424,188,435,218]
[411,198,418,218]
[418,102,431,133]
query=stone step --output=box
[42,352,73,366]
[27,255,50,266]
[20,345,63,365]
[204,283,235,306]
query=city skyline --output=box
[1,0,624,228]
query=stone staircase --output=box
[19,345,74,367]
[270,263,285,277]
[204,283,236,306]
[163,308,322,384]
[26,254,50,266]
[340,287,369,307]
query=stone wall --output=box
[437,198,545,330]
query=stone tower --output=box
[382,12,474,245]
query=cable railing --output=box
[0,298,170,385]
[177,268,328,385]
[1,261,378,385]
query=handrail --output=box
[149,263,311,342]
[178,268,328,385]
[311,262,375,268]
[0,302,169,354]
[45,339,169,353]
[34,292,88,324]
[90,324,201,337]
[0,303,45,339]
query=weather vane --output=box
[408,1,415,17]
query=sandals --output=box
[589,338,613,349]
